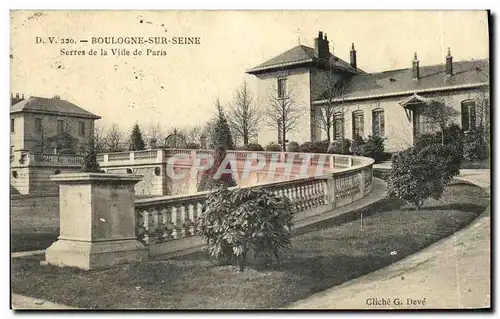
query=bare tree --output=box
[92,124,107,153]
[105,124,125,152]
[264,82,304,151]
[313,70,349,143]
[228,81,261,147]
[184,124,204,145]
[146,123,166,148]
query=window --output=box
[35,118,42,133]
[57,120,64,134]
[333,113,344,140]
[461,100,476,131]
[372,109,385,137]
[78,122,85,136]
[277,78,287,99]
[352,111,364,139]
[10,118,14,133]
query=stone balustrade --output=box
[32,153,84,165]
[134,152,374,256]
[46,149,375,268]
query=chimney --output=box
[350,43,357,69]
[53,95,60,100]
[323,33,330,59]
[445,47,453,76]
[16,93,19,99]
[314,31,323,58]
[314,31,330,60]
[412,52,420,80]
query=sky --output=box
[10,10,489,134]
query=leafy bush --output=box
[185,142,201,149]
[386,144,460,210]
[351,135,365,156]
[358,135,385,162]
[197,145,237,192]
[196,187,294,272]
[245,143,264,151]
[327,139,351,155]
[463,129,487,161]
[287,141,299,152]
[314,140,330,153]
[297,142,315,153]
[80,152,101,173]
[265,142,282,152]
[414,123,464,163]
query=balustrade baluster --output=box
[143,210,151,245]
[160,208,172,241]
[135,209,146,243]
[152,209,160,243]
[188,203,195,236]
[303,183,311,208]
[171,206,179,239]
[312,182,319,206]
[297,185,304,211]
[180,205,187,238]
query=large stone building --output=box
[10,94,100,155]
[10,94,100,195]
[247,31,489,152]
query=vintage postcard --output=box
[10,10,491,310]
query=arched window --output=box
[333,113,344,140]
[461,100,476,131]
[372,109,385,137]
[352,110,364,139]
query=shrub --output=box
[351,135,365,156]
[197,187,294,272]
[386,144,460,210]
[245,143,264,151]
[414,123,464,163]
[358,135,385,163]
[265,142,282,152]
[327,139,351,154]
[197,145,237,192]
[185,142,201,149]
[287,141,300,152]
[314,140,330,153]
[463,129,487,162]
[298,142,316,153]
[80,152,101,173]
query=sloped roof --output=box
[10,96,100,119]
[247,45,363,75]
[315,58,489,103]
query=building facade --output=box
[10,94,100,195]
[10,94,101,155]
[247,31,489,152]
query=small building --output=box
[10,94,101,195]
[247,31,490,152]
[10,94,101,155]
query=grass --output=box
[11,182,488,309]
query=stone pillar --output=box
[45,173,148,270]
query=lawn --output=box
[11,182,489,309]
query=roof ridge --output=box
[365,58,488,77]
